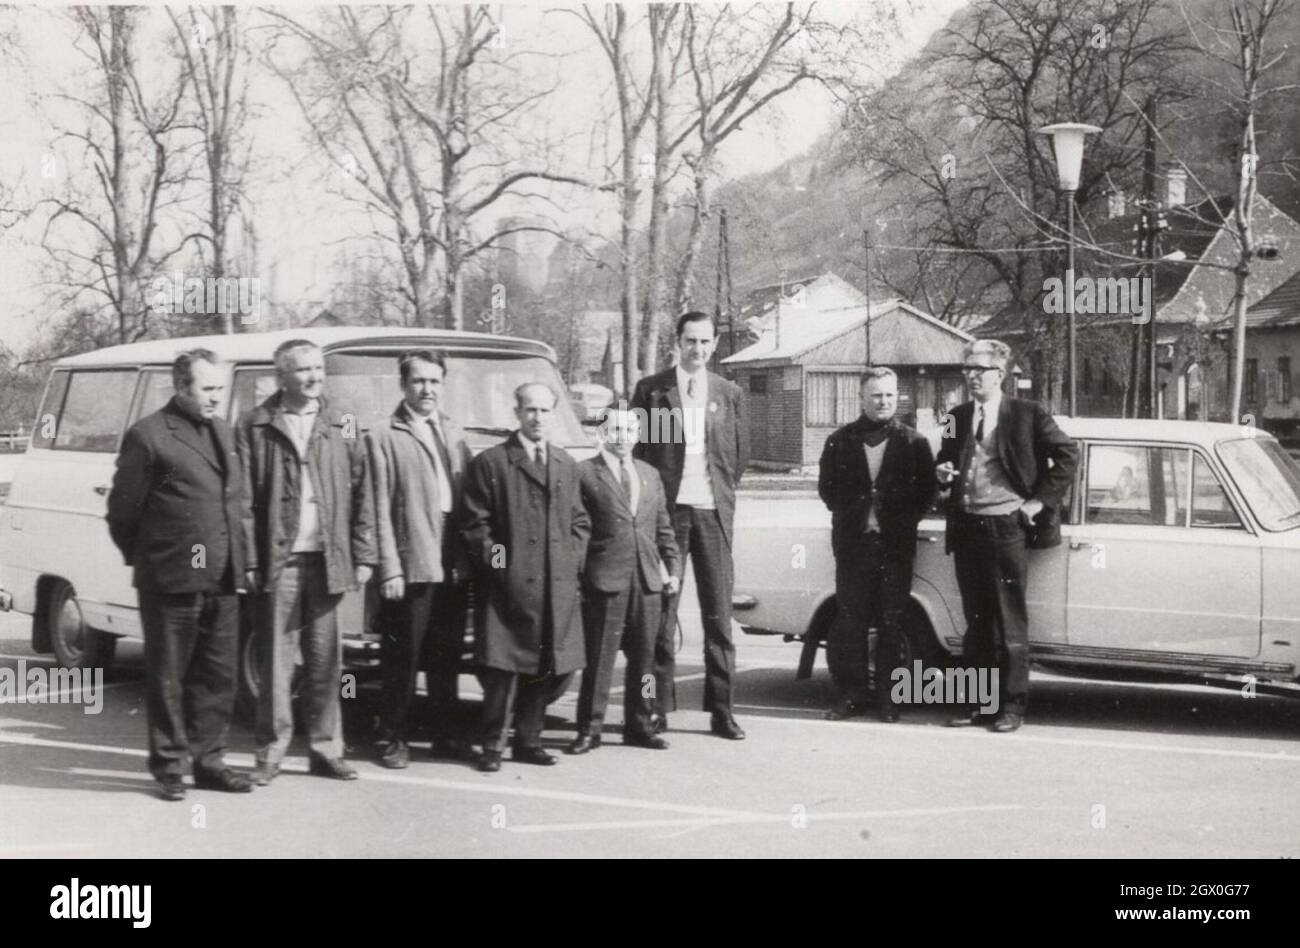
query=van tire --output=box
[46,579,117,671]
[235,608,303,731]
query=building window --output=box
[1245,358,1258,404]
[805,372,859,426]
[1279,357,1293,403]
[750,373,768,395]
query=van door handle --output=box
[1069,540,1088,550]
[93,485,110,496]
[921,535,939,543]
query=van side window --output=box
[53,370,138,452]
[29,371,71,448]
[131,369,175,424]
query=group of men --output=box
[106,311,751,799]
[106,313,1075,802]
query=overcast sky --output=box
[0,0,964,354]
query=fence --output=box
[0,432,31,453]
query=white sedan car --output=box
[732,418,1300,692]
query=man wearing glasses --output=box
[935,340,1077,732]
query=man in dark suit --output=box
[631,311,749,740]
[460,382,591,772]
[107,349,253,801]
[568,407,680,754]
[367,349,474,768]
[817,367,936,723]
[935,339,1078,732]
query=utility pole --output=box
[1139,96,1159,418]
[863,226,872,368]
[713,208,734,372]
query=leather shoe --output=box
[512,746,557,766]
[565,733,601,755]
[624,733,669,750]
[823,699,864,721]
[710,715,746,740]
[251,763,279,787]
[309,756,359,780]
[379,740,410,769]
[945,710,990,728]
[650,714,668,735]
[429,738,473,761]
[193,768,254,793]
[157,776,186,802]
[478,750,502,773]
[992,712,1023,733]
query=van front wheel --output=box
[46,579,117,671]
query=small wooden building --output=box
[722,297,974,469]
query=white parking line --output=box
[506,803,1025,834]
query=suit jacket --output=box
[459,433,591,675]
[934,397,1078,550]
[235,391,377,596]
[818,416,937,559]
[630,367,749,546]
[106,398,247,593]
[579,456,680,594]
[367,403,473,585]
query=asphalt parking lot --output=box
[2,601,1300,858]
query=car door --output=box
[1065,441,1261,658]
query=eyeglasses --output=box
[962,364,1001,375]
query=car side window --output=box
[29,371,71,448]
[230,367,277,419]
[130,369,174,425]
[1190,453,1244,529]
[52,370,138,453]
[1086,444,1156,525]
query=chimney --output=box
[1107,190,1127,219]
[1164,163,1187,208]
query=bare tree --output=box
[167,6,255,335]
[40,7,193,344]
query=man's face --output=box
[514,385,555,442]
[963,350,1005,403]
[861,376,898,423]
[677,319,716,374]
[279,346,325,402]
[176,360,226,421]
[402,359,444,417]
[599,410,640,459]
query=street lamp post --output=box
[1037,122,1101,416]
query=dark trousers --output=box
[138,589,239,781]
[480,667,573,753]
[378,581,467,743]
[950,512,1030,716]
[654,505,736,717]
[576,579,661,739]
[828,534,912,709]
[255,553,343,766]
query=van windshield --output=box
[324,351,590,449]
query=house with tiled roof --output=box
[1242,270,1300,434]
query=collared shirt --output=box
[863,440,888,532]
[598,447,639,515]
[961,397,1022,515]
[674,365,715,509]
[404,404,453,514]
[518,432,546,467]
[282,399,323,553]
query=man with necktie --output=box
[934,339,1077,732]
[569,407,680,754]
[368,349,474,767]
[460,382,590,772]
[630,311,749,740]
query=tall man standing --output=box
[367,349,474,768]
[237,339,377,783]
[568,407,680,755]
[460,382,590,773]
[935,339,1077,733]
[817,367,936,723]
[631,311,749,740]
[107,349,253,801]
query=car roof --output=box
[1056,415,1271,447]
[55,326,555,368]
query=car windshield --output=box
[324,350,591,450]
[1217,437,1300,532]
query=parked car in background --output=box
[0,327,593,711]
[732,417,1300,693]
